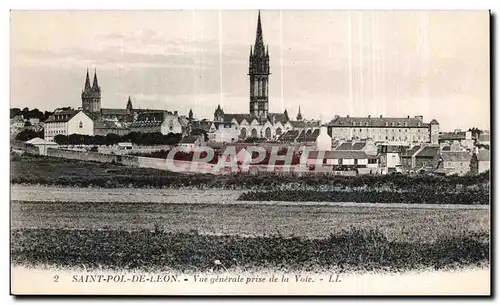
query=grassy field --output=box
[11,228,489,272]
[11,201,489,243]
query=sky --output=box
[10,10,490,131]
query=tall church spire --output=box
[84,68,91,91]
[249,10,270,119]
[254,10,265,56]
[92,68,100,91]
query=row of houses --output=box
[301,141,490,175]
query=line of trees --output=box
[15,129,44,142]
[10,107,54,122]
[54,132,183,146]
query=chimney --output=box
[368,115,371,118]
[407,115,410,119]
[347,115,350,118]
[380,115,383,118]
[174,111,178,116]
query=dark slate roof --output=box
[223,114,257,124]
[136,111,166,122]
[441,151,472,162]
[94,121,127,129]
[279,130,299,141]
[305,129,320,142]
[352,142,366,150]
[477,150,490,161]
[179,135,200,144]
[439,132,466,141]
[336,142,353,150]
[429,119,439,125]
[45,109,79,123]
[307,150,367,160]
[129,121,162,128]
[441,146,451,151]
[213,122,234,129]
[329,116,429,128]
[290,121,305,128]
[337,141,367,151]
[101,108,130,116]
[415,146,439,158]
[267,113,288,124]
[136,108,172,114]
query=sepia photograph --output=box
[9,9,491,296]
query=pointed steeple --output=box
[297,106,303,121]
[126,96,133,111]
[92,68,99,91]
[284,108,289,121]
[84,68,91,91]
[254,10,265,56]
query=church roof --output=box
[267,113,288,124]
[101,108,131,116]
[223,114,257,124]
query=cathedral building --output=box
[79,69,187,136]
[213,11,296,141]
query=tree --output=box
[10,108,22,119]
[54,134,69,145]
[15,129,43,141]
[470,153,479,175]
[105,133,121,145]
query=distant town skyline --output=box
[10,10,490,131]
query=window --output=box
[79,121,83,128]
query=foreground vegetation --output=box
[11,154,490,192]
[11,228,489,272]
[239,189,489,205]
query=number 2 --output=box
[53,275,59,282]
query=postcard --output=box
[10,10,490,296]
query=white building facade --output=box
[44,109,94,142]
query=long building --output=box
[327,115,439,145]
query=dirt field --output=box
[11,199,489,243]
